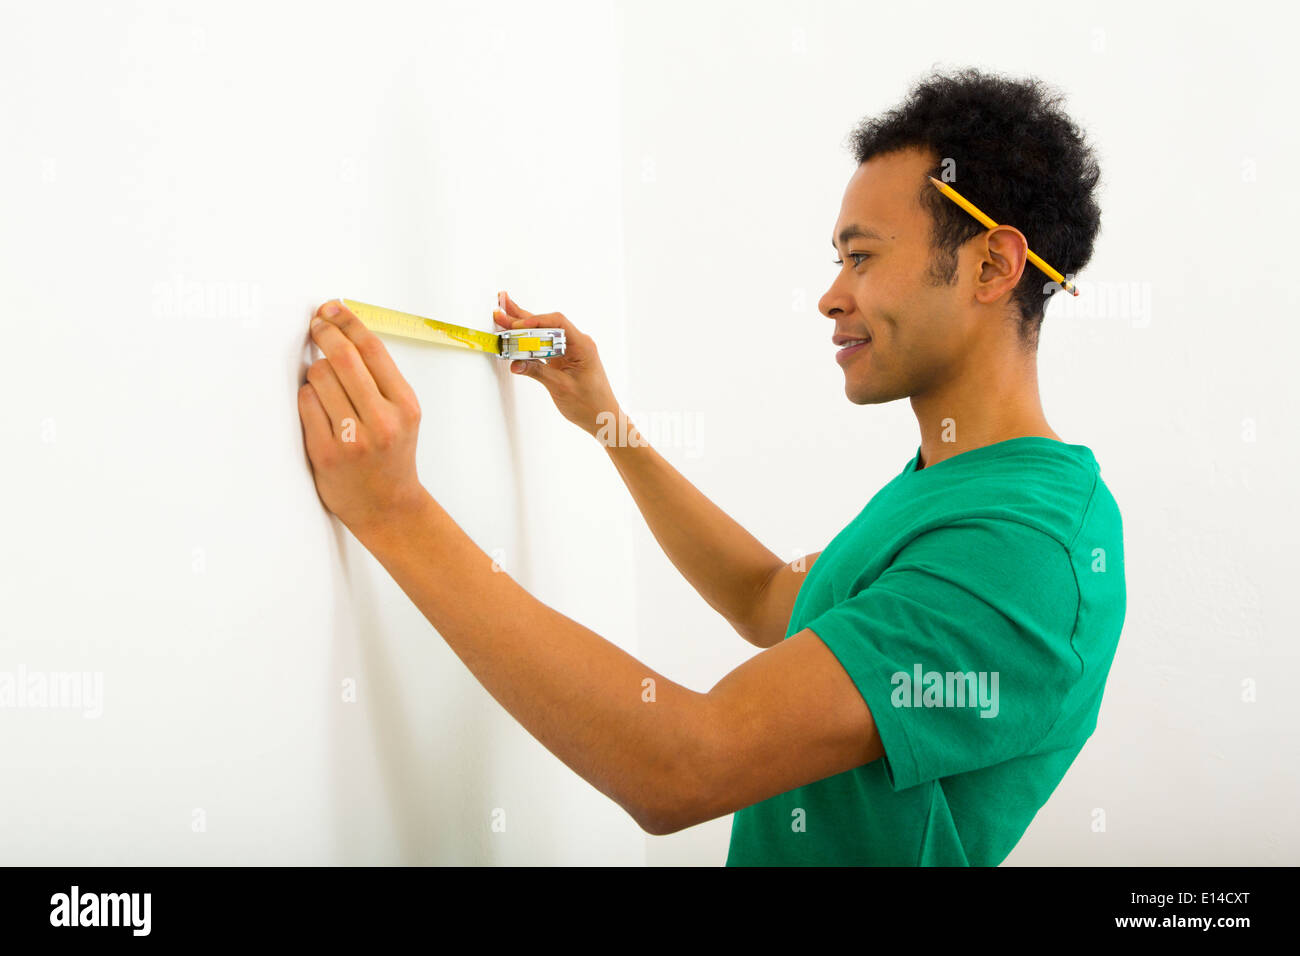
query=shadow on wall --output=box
[317,349,542,863]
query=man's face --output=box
[820,147,975,405]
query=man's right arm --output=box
[740,551,822,648]
[602,413,818,649]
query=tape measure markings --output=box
[340,298,565,361]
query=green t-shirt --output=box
[726,436,1126,866]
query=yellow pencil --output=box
[927,176,1078,297]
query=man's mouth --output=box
[832,332,873,361]
[835,338,871,364]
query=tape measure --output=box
[340,298,566,361]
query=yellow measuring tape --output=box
[340,298,565,361]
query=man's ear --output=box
[974,225,1029,305]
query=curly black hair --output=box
[845,67,1102,350]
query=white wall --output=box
[0,0,643,864]
[2,0,1296,866]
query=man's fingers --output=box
[310,303,387,424]
[492,292,587,338]
[497,290,533,321]
[305,356,360,439]
[316,301,418,413]
[297,383,334,461]
[492,306,584,339]
[510,358,552,380]
[494,309,539,329]
[492,294,589,374]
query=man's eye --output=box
[832,253,872,267]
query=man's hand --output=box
[298,299,427,536]
[493,290,621,439]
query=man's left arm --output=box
[355,495,883,835]
[355,487,719,834]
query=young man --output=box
[299,67,1124,866]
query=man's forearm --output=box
[350,488,710,833]
[601,413,783,644]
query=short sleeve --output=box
[804,519,1083,792]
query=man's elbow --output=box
[637,807,674,837]
[636,725,716,837]
[637,793,693,837]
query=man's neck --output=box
[909,350,1058,470]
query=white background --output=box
[1,0,1296,865]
